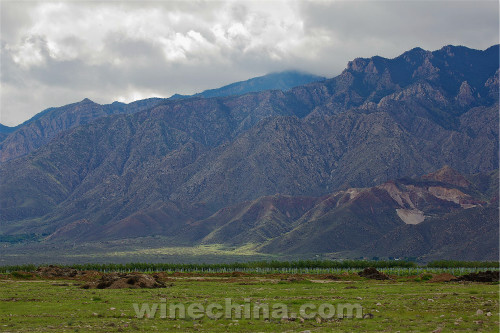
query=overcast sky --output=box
[1,0,498,126]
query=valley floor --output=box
[0,240,275,266]
[0,272,498,332]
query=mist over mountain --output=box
[0,44,498,262]
[169,70,326,99]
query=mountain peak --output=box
[399,46,432,60]
[438,44,468,54]
[80,98,94,104]
[176,70,325,100]
[422,166,471,188]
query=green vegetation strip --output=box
[1,260,498,274]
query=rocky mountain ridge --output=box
[0,44,498,260]
[0,71,324,163]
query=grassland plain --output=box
[0,272,499,332]
[0,242,274,266]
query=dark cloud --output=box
[1,0,498,126]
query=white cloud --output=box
[0,0,498,126]
[8,35,49,69]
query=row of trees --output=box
[1,260,498,273]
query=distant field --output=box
[0,241,274,266]
[2,236,499,267]
[1,270,498,332]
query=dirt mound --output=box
[358,267,389,280]
[82,272,167,289]
[36,265,79,278]
[455,271,499,282]
[428,273,456,283]
[35,265,99,280]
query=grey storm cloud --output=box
[1,0,498,126]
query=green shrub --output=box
[421,274,433,281]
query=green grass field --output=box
[1,272,498,332]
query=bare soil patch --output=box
[428,273,456,283]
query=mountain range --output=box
[0,44,498,262]
[0,71,323,163]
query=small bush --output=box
[421,274,433,281]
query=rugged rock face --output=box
[456,81,475,106]
[0,44,498,260]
